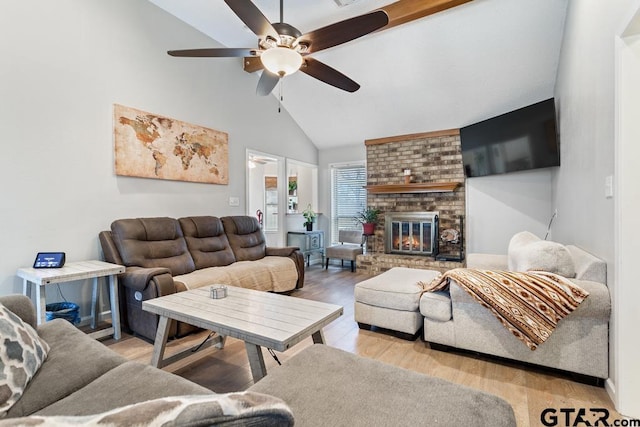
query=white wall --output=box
[615,8,640,417]
[465,169,554,254]
[0,0,316,314]
[554,0,640,417]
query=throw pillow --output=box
[0,393,294,426]
[509,238,577,278]
[507,231,541,270]
[0,302,50,417]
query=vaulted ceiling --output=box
[149,0,569,149]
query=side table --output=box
[362,233,374,255]
[287,230,324,266]
[17,260,125,340]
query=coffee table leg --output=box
[312,329,326,344]
[216,335,227,349]
[245,343,267,382]
[150,316,172,368]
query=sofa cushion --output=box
[249,344,516,427]
[354,267,441,311]
[111,217,196,276]
[179,216,236,269]
[34,362,211,417]
[174,257,298,293]
[0,303,50,417]
[508,231,576,278]
[5,319,126,418]
[221,216,266,261]
[419,291,453,321]
[325,244,362,261]
[3,393,294,426]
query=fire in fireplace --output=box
[384,212,439,256]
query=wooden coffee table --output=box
[142,286,343,382]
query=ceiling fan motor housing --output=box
[261,23,307,52]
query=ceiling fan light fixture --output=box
[260,47,303,77]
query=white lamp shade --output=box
[260,47,303,77]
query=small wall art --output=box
[113,104,228,184]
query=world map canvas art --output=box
[113,104,228,184]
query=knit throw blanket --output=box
[423,269,589,350]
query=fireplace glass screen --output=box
[385,212,438,255]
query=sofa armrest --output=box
[291,250,305,289]
[0,294,37,328]
[266,246,299,257]
[264,247,305,289]
[120,266,173,292]
[466,253,508,270]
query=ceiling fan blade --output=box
[256,70,280,96]
[297,10,388,54]
[299,57,360,93]
[168,48,258,58]
[224,0,279,40]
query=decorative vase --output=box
[363,222,375,235]
[306,222,313,231]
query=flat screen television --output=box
[459,98,560,178]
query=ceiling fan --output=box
[168,0,389,96]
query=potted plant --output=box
[288,180,297,196]
[302,204,317,231]
[356,207,381,235]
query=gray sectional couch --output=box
[1,294,517,426]
[421,231,611,380]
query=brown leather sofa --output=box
[99,215,304,341]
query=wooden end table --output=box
[17,260,125,340]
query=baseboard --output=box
[605,377,617,409]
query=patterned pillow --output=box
[0,302,50,417]
[0,393,294,426]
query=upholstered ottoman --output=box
[354,267,441,339]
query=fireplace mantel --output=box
[364,182,461,194]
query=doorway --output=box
[246,150,285,246]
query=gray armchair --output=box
[325,230,363,272]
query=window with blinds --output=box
[330,163,367,244]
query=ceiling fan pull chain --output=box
[278,79,283,113]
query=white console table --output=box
[17,260,125,340]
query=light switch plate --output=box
[605,175,613,198]
[229,197,240,206]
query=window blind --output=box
[330,163,366,244]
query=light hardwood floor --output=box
[103,265,619,426]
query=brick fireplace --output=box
[357,129,466,274]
